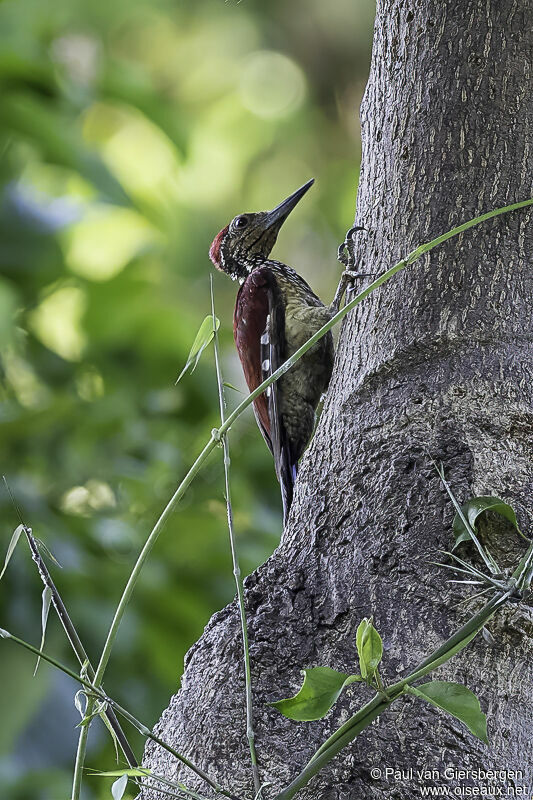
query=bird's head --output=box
[209,178,314,281]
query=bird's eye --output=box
[234,215,249,229]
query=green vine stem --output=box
[71,720,90,800]
[69,196,533,793]
[210,277,261,796]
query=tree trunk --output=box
[142,1,533,798]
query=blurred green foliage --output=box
[0,0,374,796]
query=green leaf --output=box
[223,381,242,393]
[111,773,128,800]
[92,769,151,777]
[33,586,52,676]
[407,681,488,743]
[100,708,120,762]
[175,315,220,385]
[35,537,62,568]
[78,699,107,727]
[0,524,24,581]
[356,618,383,681]
[270,666,361,721]
[453,496,523,547]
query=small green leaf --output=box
[223,381,242,393]
[100,709,120,762]
[78,699,107,728]
[175,315,220,385]
[270,666,361,721]
[356,618,383,681]
[453,496,523,547]
[0,524,25,580]
[92,769,151,777]
[111,773,128,800]
[407,681,488,743]
[35,537,62,568]
[33,586,52,676]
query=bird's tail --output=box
[280,461,297,525]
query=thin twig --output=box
[437,552,505,589]
[429,560,487,578]
[450,586,492,610]
[210,276,261,796]
[511,538,533,587]
[22,527,137,767]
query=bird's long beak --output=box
[265,178,315,229]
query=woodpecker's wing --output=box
[234,266,295,520]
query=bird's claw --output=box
[342,269,377,293]
[337,225,367,267]
[331,225,373,314]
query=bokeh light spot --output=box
[29,287,87,361]
[239,51,306,119]
[60,480,116,516]
[176,131,241,207]
[76,366,105,401]
[83,103,181,205]
[64,206,156,281]
[2,350,51,408]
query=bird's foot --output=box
[337,225,367,268]
[332,226,374,314]
[331,269,375,315]
[342,269,376,281]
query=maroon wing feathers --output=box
[233,268,275,445]
[233,267,294,520]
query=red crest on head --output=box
[209,225,229,269]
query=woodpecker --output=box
[209,179,357,523]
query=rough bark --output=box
[142,1,533,798]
